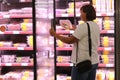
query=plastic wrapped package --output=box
[21,23,33,31]
[96,69,106,80]
[21,7,32,14]
[37,68,54,80]
[59,20,72,30]
[7,24,21,31]
[0,41,13,47]
[13,43,27,47]
[16,56,30,63]
[9,9,23,14]
[1,55,16,63]
[27,35,33,47]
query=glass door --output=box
[0,0,34,80]
[54,0,115,80]
[93,0,115,80]
[35,0,54,80]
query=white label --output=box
[13,31,20,34]
[104,47,112,51]
[6,63,12,66]
[76,14,80,17]
[21,63,28,66]
[0,32,4,34]
[70,63,73,66]
[17,47,24,50]
[3,15,10,18]
[106,64,114,67]
[61,14,68,17]
[70,30,74,34]
[20,0,25,2]
[96,13,101,16]
[107,30,114,33]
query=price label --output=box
[6,63,12,66]
[13,31,20,34]
[107,13,114,16]
[107,30,114,33]
[70,30,74,34]
[106,64,114,67]
[96,13,101,16]
[76,14,80,17]
[0,32,4,34]
[21,63,28,66]
[70,63,74,66]
[17,47,24,50]
[61,14,69,17]
[3,15,10,18]
[104,47,112,51]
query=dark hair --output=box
[80,4,96,21]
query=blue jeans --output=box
[71,63,98,80]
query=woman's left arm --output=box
[49,28,78,44]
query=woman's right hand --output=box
[49,27,56,37]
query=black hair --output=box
[80,4,96,21]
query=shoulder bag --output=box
[75,22,92,73]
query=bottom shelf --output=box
[56,68,114,80]
[0,70,33,80]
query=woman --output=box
[49,4,100,80]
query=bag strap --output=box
[76,22,92,63]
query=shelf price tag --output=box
[17,47,24,50]
[0,32,4,34]
[61,14,69,17]
[107,30,114,33]
[70,63,73,66]
[96,13,101,16]
[21,63,28,66]
[76,14,80,17]
[3,15,10,18]
[104,47,112,51]
[13,31,20,34]
[107,13,114,16]
[6,63,12,66]
[70,30,74,34]
[106,64,114,67]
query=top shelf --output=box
[56,12,114,17]
[0,14,32,19]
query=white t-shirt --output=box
[71,21,100,64]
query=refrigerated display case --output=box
[0,0,34,80]
[93,0,115,80]
[34,0,120,80]
[115,0,120,80]
[54,0,115,80]
[35,0,54,80]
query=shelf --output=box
[57,47,72,51]
[2,14,32,19]
[0,47,33,50]
[0,63,33,66]
[57,63,114,67]
[56,13,114,17]
[57,63,73,66]
[56,30,74,34]
[7,1,32,4]
[101,30,114,34]
[0,31,32,34]
[98,63,114,67]
[56,14,74,17]
[57,47,114,51]
[56,30,114,34]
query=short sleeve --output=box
[72,23,87,40]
